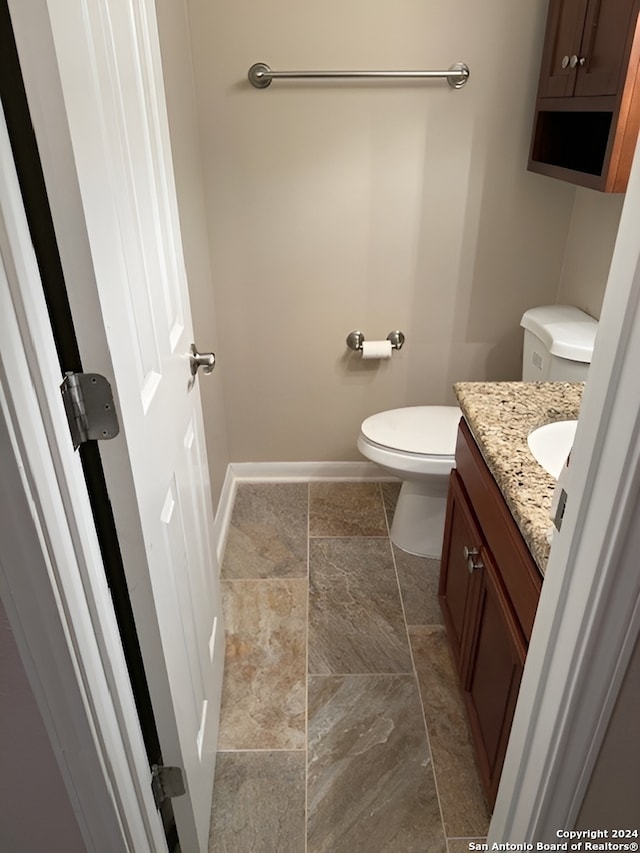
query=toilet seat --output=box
[358,406,461,477]
[361,406,461,454]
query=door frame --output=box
[0,0,169,799]
[0,101,166,850]
[8,2,222,849]
[490,149,640,836]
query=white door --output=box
[8,2,224,851]
[0,103,167,852]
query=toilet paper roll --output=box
[361,340,393,359]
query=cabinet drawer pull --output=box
[463,545,484,573]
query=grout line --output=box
[384,482,450,846]
[306,670,416,678]
[308,533,390,539]
[216,747,307,753]
[380,481,393,538]
[447,837,488,841]
[407,627,449,846]
[219,576,308,583]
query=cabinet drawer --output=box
[455,420,542,642]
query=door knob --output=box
[190,344,216,376]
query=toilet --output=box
[357,305,598,558]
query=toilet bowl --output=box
[357,406,461,558]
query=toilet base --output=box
[389,478,449,559]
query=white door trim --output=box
[9,2,224,849]
[0,104,166,851]
[490,144,640,838]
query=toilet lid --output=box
[361,406,461,456]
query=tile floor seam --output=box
[308,534,391,539]
[216,747,308,753]
[382,480,450,850]
[447,836,489,840]
[307,670,416,678]
[388,512,450,850]
[220,577,308,585]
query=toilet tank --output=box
[520,305,598,381]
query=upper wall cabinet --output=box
[528,0,640,191]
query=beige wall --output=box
[155,0,230,501]
[183,0,579,462]
[558,188,625,320]
[0,599,85,852]
[156,0,627,472]
[575,631,640,827]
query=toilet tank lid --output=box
[520,305,598,363]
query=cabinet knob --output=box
[463,545,484,574]
[569,54,579,68]
[578,56,586,66]
[561,55,570,69]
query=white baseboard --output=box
[213,465,237,567]
[229,460,394,482]
[212,461,397,567]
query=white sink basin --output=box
[527,419,578,479]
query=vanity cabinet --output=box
[439,420,541,805]
[528,0,640,191]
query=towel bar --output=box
[248,62,469,89]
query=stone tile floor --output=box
[208,481,490,852]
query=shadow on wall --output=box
[406,80,575,395]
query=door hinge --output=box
[151,764,186,809]
[553,486,568,531]
[60,371,120,450]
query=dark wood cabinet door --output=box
[574,0,639,96]
[539,0,590,98]
[440,424,541,806]
[530,0,640,187]
[439,471,484,676]
[538,0,638,99]
[463,553,527,806]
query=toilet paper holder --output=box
[346,330,405,352]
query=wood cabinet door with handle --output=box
[539,0,590,98]
[539,0,638,99]
[574,0,639,96]
[463,552,527,806]
[439,470,485,678]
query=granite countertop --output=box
[453,381,584,574]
